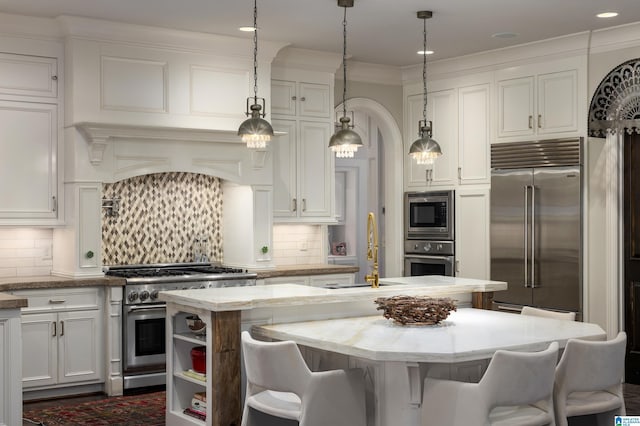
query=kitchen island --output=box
[159,276,505,425]
[253,309,605,425]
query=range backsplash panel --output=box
[102,172,223,265]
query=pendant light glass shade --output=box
[239,101,273,149]
[409,11,442,164]
[329,0,362,158]
[409,121,441,165]
[238,0,273,148]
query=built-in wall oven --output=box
[404,190,455,277]
[105,263,257,390]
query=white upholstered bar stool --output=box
[521,306,576,321]
[421,342,559,426]
[240,331,366,426]
[553,332,626,426]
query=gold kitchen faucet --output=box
[365,212,380,288]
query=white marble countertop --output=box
[251,308,606,363]
[158,276,507,312]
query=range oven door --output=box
[404,255,455,277]
[123,303,166,372]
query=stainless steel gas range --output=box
[104,262,257,390]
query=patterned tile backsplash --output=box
[102,172,223,265]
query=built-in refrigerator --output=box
[490,138,582,316]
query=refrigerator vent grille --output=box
[491,138,582,169]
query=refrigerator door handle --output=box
[531,185,536,289]
[524,185,529,288]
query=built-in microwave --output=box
[404,190,454,240]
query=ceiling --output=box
[2,0,640,66]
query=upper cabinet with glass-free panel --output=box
[496,56,585,143]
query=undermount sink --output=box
[324,282,398,289]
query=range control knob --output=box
[424,243,432,252]
[150,290,159,300]
[436,243,443,251]
[139,290,150,301]
[414,243,420,250]
[128,291,139,302]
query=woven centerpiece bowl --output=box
[375,295,457,325]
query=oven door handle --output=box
[126,304,166,313]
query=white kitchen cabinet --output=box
[455,189,490,279]
[458,84,490,185]
[12,288,104,390]
[272,118,334,221]
[406,89,458,189]
[497,69,578,140]
[406,80,491,190]
[0,308,23,426]
[271,80,331,119]
[0,52,61,225]
[263,273,356,287]
[0,100,59,222]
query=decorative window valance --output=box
[589,58,640,137]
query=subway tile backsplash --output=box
[102,172,223,265]
[0,228,53,277]
[272,224,323,265]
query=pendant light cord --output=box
[253,0,259,105]
[342,6,348,119]
[422,16,428,125]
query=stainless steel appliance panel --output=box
[490,169,534,306]
[531,166,581,312]
[404,255,454,277]
[405,191,454,240]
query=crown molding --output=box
[336,61,403,86]
[402,31,590,84]
[57,15,288,60]
[590,21,640,54]
[272,47,342,73]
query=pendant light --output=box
[409,11,442,165]
[238,0,273,149]
[328,0,363,158]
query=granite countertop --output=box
[158,277,507,312]
[0,292,28,309]
[252,308,605,363]
[252,264,359,279]
[0,275,126,292]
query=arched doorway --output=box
[332,97,404,278]
[588,58,640,383]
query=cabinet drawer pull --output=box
[60,321,64,337]
[52,321,56,337]
[528,115,533,129]
[49,299,66,304]
[52,196,57,212]
[302,198,307,212]
[538,114,542,129]
[292,198,297,212]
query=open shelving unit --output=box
[165,303,242,426]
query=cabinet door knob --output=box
[86,250,94,259]
[292,96,297,101]
[300,97,306,101]
[538,114,542,129]
[528,115,533,129]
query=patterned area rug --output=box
[22,391,165,426]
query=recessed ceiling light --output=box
[238,26,256,32]
[492,32,519,39]
[597,12,618,18]
[417,50,434,55]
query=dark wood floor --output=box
[22,383,640,424]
